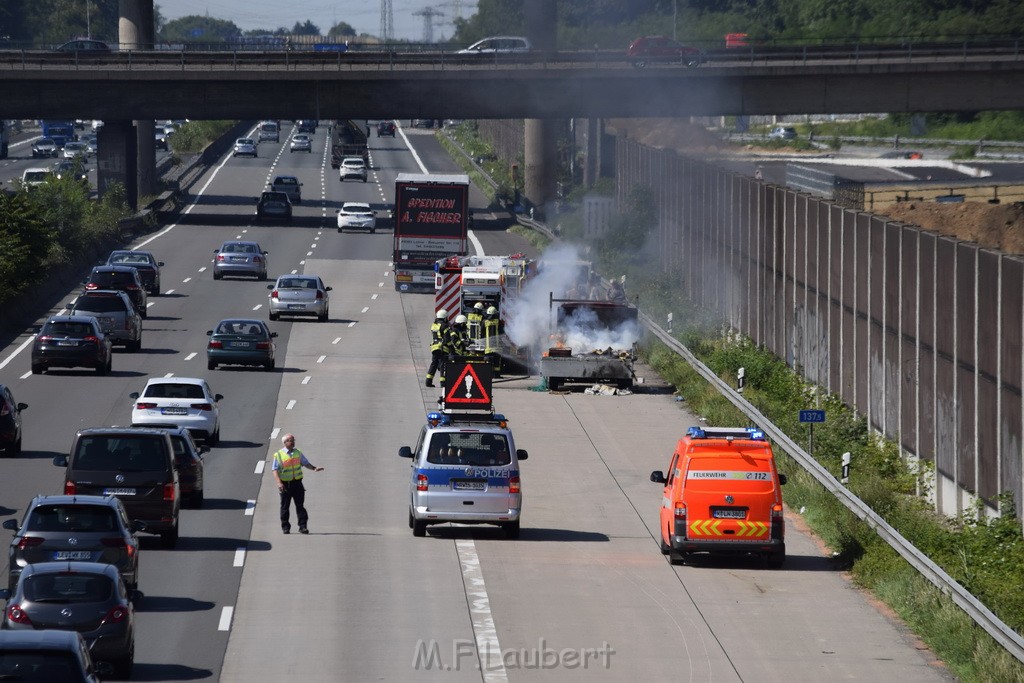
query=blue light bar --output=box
[426,411,451,425]
[687,426,706,438]
[492,413,506,422]
[746,428,766,441]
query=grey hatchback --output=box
[2,494,143,592]
[70,290,142,352]
[0,630,102,682]
[0,562,136,679]
[213,241,268,280]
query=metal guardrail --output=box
[639,313,1024,662]
[1,41,1024,72]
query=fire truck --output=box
[434,254,537,373]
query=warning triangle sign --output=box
[444,360,492,405]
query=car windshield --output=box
[25,504,118,533]
[23,574,114,603]
[73,296,126,313]
[42,322,93,337]
[73,435,169,472]
[426,433,512,466]
[0,651,81,678]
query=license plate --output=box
[453,481,486,491]
[103,488,136,496]
[713,509,747,519]
[230,341,249,348]
[230,257,247,263]
[287,304,304,310]
[53,551,92,561]
[57,340,77,346]
[162,407,188,415]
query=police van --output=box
[650,426,787,567]
[399,411,527,539]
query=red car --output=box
[627,36,703,68]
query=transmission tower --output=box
[413,7,444,44]
[379,0,394,44]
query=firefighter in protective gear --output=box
[467,302,484,340]
[483,306,500,354]
[425,309,449,388]
[446,314,469,360]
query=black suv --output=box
[0,384,27,456]
[83,266,148,318]
[54,428,180,548]
[297,119,317,133]
[377,120,396,137]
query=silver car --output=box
[63,141,88,159]
[213,241,268,280]
[232,137,258,157]
[337,202,376,233]
[70,290,143,352]
[267,275,331,322]
[339,156,368,182]
[270,175,302,203]
[399,411,528,539]
[290,133,312,153]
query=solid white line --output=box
[301,376,311,385]
[218,607,234,631]
[244,500,256,516]
[469,230,485,257]
[254,460,265,475]
[347,322,356,328]
[316,355,326,364]
[456,539,508,682]
[332,337,341,344]
[361,307,369,313]
[285,400,296,410]
[270,427,280,440]
[233,548,246,568]
[184,352,197,361]
[19,371,30,380]
[0,335,36,371]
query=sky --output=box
[158,0,480,43]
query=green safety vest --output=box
[483,318,500,353]
[274,448,304,482]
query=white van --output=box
[457,36,533,54]
[258,121,280,143]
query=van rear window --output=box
[426,433,511,466]
[73,435,168,472]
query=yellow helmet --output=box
[454,314,468,325]
[436,309,448,320]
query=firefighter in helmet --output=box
[483,306,500,354]
[425,309,449,388]
[467,302,484,340]
[446,314,470,361]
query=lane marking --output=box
[348,322,356,328]
[244,500,256,516]
[164,372,174,378]
[165,289,175,295]
[306,251,313,256]
[270,427,280,440]
[456,539,508,681]
[183,277,192,283]
[371,294,378,300]
[198,267,207,273]
[290,269,298,275]
[285,400,296,410]
[146,301,155,309]
[332,337,341,344]
[19,371,30,380]
[252,304,262,311]
[254,460,265,475]
[316,355,326,364]
[218,607,234,631]
[184,352,197,361]
[233,548,246,568]
[378,282,384,287]
[301,376,311,384]
[0,335,37,371]
[361,307,369,313]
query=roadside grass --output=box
[507,224,551,251]
[169,120,237,155]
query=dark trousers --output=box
[279,479,308,531]
[427,350,446,383]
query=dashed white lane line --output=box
[301,376,311,385]
[252,304,262,311]
[270,427,280,440]
[218,607,234,631]
[244,500,256,516]
[347,322,356,328]
[332,337,341,344]
[184,352,197,361]
[165,289,175,295]
[378,282,384,287]
[233,548,246,568]
[254,461,265,475]
[371,294,378,300]
[316,355,326,364]
[456,539,507,681]
[290,269,298,275]
[19,371,30,380]
[146,302,155,309]
[183,277,192,283]
[306,251,313,256]
[361,306,369,313]
[198,267,207,273]
[164,372,174,378]
[299,260,306,266]
[285,400,296,410]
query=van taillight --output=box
[771,503,783,518]
[674,504,687,520]
[163,484,176,501]
[64,481,76,495]
[416,474,428,491]
[509,475,520,494]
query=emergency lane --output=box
[222,127,951,681]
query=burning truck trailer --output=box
[539,296,641,391]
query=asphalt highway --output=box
[0,123,954,682]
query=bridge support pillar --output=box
[119,0,156,203]
[523,0,558,219]
[583,118,601,189]
[97,120,138,211]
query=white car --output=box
[20,168,52,187]
[337,202,376,233]
[339,157,367,182]
[129,377,222,444]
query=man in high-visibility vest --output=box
[272,433,324,534]
[467,302,484,340]
[483,306,500,354]
[446,314,469,360]
[425,308,449,388]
